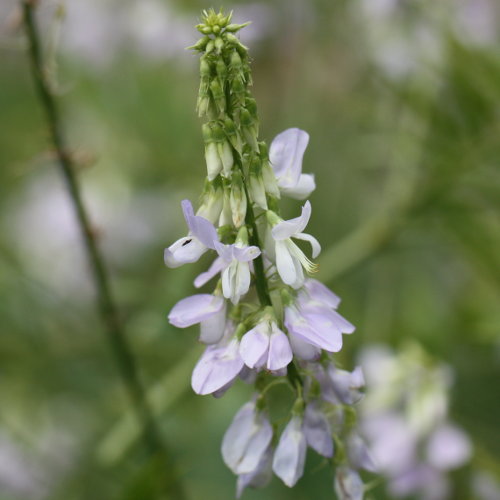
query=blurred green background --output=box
[0,0,499,499]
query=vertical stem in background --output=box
[21,2,186,498]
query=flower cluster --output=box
[164,9,372,497]
[360,344,472,500]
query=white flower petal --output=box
[272,416,307,487]
[271,201,311,240]
[194,256,225,288]
[293,232,321,259]
[270,128,309,186]
[281,173,316,200]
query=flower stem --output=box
[21,2,186,497]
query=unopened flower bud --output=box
[240,109,259,151]
[225,22,251,33]
[188,36,210,51]
[224,117,242,153]
[230,77,246,107]
[216,59,227,83]
[230,171,247,227]
[203,124,223,180]
[262,160,280,198]
[205,39,215,54]
[249,157,268,209]
[214,36,224,53]
[200,56,211,78]
[197,179,224,223]
[219,184,232,227]
[224,32,248,52]
[210,124,234,177]
[210,79,225,113]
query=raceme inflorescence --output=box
[164,9,374,498]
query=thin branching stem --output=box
[21,2,186,497]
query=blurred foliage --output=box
[0,0,499,499]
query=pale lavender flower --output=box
[199,301,227,344]
[272,415,307,487]
[191,330,244,395]
[222,401,273,475]
[304,278,341,309]
[269,201,321,289]
[215,241,261,304]
[239,320,293,371]
[334,466,364,500]
[164,199,218,267]
[347,433,377,473]
[318,364,365,405]
[168,293,225,329]
[288,330,321,361]
[236,446,273,498]
[303,400,334,458]
[425,424,472,471]
[284,305,344,353]
[269,128,316,200]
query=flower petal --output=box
[304,401,334,458]
[199,300,226,344]
[194,256,225,288]
[236,446,273,498]
[164,236,207,267]
[426,424,472,470]
[270,128,309,186]
[288,331,321,361]
[275,240,303,288]
[294,231,321,258]
[191,338,244,395]
[182,199,218,249]
[285,307,343,353]
[271,201,311,240]
[281,173,316,200]
[334,466,364,500]
[267,324,293,371]
[272,416,307,487]
[222,401,273,475]
[168,294,224,328]
[304,279,341,309]
[239,324,270,369]
[233,245,261,262]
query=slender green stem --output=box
[21,2,186,497]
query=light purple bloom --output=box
[270,128,316,200]
[222,401,273,474]
[216,241,261,304]
[272,415,307,487]
[270,201,321,289]
[168,294,225,328]
[304,278,341,309]
[288,329,321,361]
[425,424,472,470]
[347,433,377,473]
[297,291,355,336]
[199,302,227,344]
[334,466,364,500]
[236,446,273,498]
[318,364,365,405]
[284,305,343,353]
[191,334,244,395]
[193,241,260,304]
[164,199,218,268]
[239,320,293,371]
[303,401,334,457]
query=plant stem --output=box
[21,2,186,497]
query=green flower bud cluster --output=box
[190,8,279,235]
